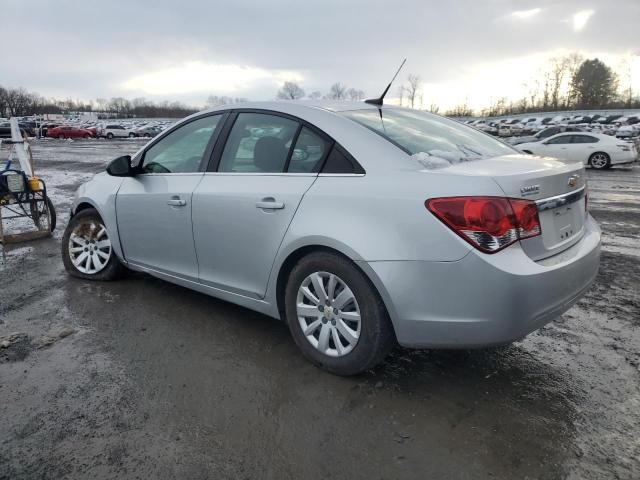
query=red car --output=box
[47,125,94,139]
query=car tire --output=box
[106,133,114,139]
[61,208,127,281]
[128,132,136,138]
[589,152,611,170]
[284,251,395,376]
[83,134,90,139]
[144,133,151,138]
[58,134,65,140]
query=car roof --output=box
[200,100,382,117]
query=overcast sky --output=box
[3,0,639,110]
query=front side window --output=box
[546,135,572,145]
[142,115,222,173]
[218,113,298,173]
[341,108,515,165]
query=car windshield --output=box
[341,108,515,167]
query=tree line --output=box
[465,55,639,117]
[2,54,637,119]
[0,87,198,118]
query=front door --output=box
[116,114,225,280]
[192,113,330,297]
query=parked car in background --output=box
[0,121,34,138]
[615,125,640,138]
[100,124,137,139]
[62,101,601,375]
[40,123,62,137]
[18,121,37,137]
[518,132,636,169]
[134,125,163,138]
[510,125,585,145]
[47,125,94,139]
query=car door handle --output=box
[256,198,285,210]
[167,197,187,207]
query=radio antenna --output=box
[364,58,407,106]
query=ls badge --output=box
[520,184,540,196]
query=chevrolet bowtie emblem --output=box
[568,175,580,187]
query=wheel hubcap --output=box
[68,220,112,274]
[296,272,361,357]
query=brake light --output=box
[426,196,541,253]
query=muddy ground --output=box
[0,139,638,480]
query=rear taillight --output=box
[426,196,541,253]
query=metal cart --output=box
[0,119,56,255]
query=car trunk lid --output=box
[442,154,587,260]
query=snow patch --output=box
[411,149,481,170]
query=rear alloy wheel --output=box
[128,132,136,138]
[296,272,362,357]
[589,152,611,169]
[285,251,395,375]
[106,133,114,139]
[62,208,126,280]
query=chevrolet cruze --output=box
[62,101,601,375]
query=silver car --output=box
[62,102,601,375]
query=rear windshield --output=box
[341,109,515,166]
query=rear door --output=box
[192,111,330,298]
[116,114,225,280]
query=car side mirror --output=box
[106,155,134,176]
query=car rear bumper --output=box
[365,215,601,348]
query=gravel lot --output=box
[1,139,638,480]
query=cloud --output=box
[573,10,594,31]
[121,62,303,96]
[510,8,541,19]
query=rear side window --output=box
[572,135,598,144]
[218,113,298,173]
[288,127,330,173]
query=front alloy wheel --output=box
[62,208,126,281]
[68,221,112,274]
[297,272,361,357]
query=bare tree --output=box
[405,74,421,109]
[564,53,584,108]
[205,95,247,108]
[327,82,347,100]
[346,88,365,101]
[276,82,305,100]
[308,91,322,100]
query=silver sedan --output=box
[62,102,601,375]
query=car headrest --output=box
[254,136,287,172]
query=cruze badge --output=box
[520,184,540,196]
[568,175,580,188]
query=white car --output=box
[615,125,639,138]
[517,132,637,169]
[100,124,137,139]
